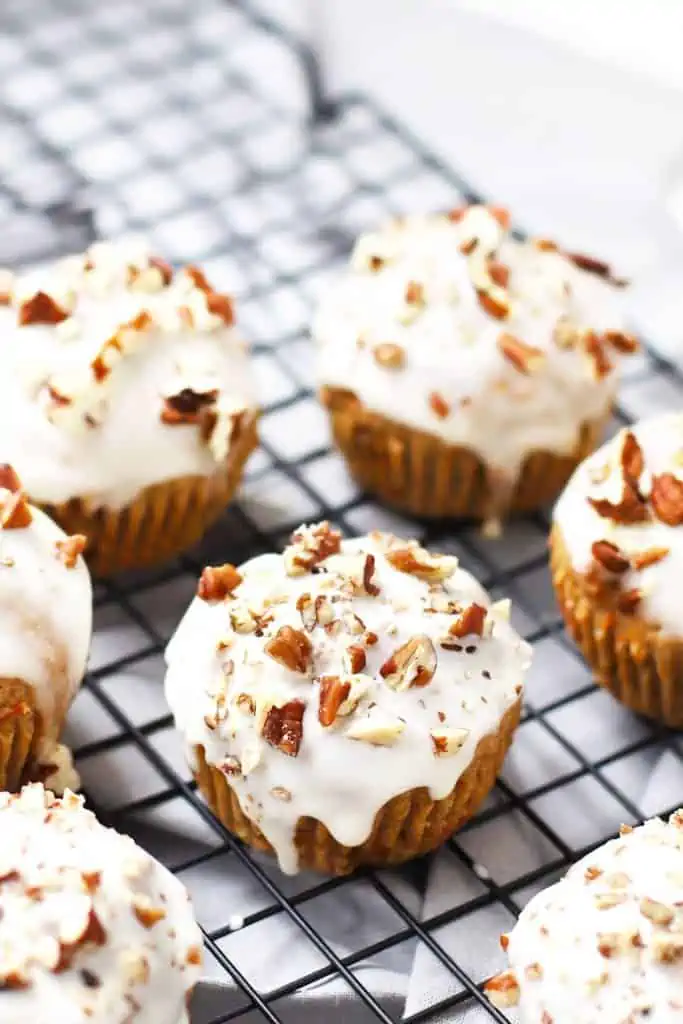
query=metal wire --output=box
[1,1,681,1021]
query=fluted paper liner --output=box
[38,412,258,577]
[321,387,608,520]
[194,698,521,876]
[551,523,683,726]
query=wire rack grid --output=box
[2,2,683,1022]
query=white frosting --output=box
[0,239,255,508]
[502,811,683,1023]
[554,412,683,637]
[165,523,531,874]
[0,784,202,1023]
[0,480,91,744]
[315,206,634,482]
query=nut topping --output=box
[476,289,509,320]
[588,483,649,525]
[380,634,437,690]
[651,934,683,964]
[262,699,306,756]
[197,564,243,602]
[18,291,68,326]
[284,522,342,576]
[405,281,425,306]
[639,897,674,926]
[386,545,458,582]
[484,970,520,1009]
[373,343,405,369]
[0,465,21,493]
[346,707,405,746]
[429,391,450,419]
[430,728,469,756]
[591,540,630,575]
[161,387,218,426]
[55,534,87,568]
[603,330,639,354]
[487,260,510,288]
[448,603,487,639]
[0,491,32,529]
[318,676,352,727]
[498,333,545,374]
[264,626,313,674]
[631,547,669,570]
[583,332,613,380]
[651,473,683,526]
[621,431,644,490]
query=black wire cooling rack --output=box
[2,1,683,1021]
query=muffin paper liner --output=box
[0,679,40,792]
[194,698,521,876]
[38,412,258,577]
[551,523,683,726]
[321,387,608,520]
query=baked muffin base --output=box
[321,387,608,520]
[0,678,40,792]
[194,698,521,875]
[39,411,258,577]
[550,523,683,726]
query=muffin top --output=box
[0,784,201,1024]
[488,811,683,1023]
[165,522,531,873]
[0,240,254,508]
[554,412,683,636]
[0,466,91,751]
[315,205,635,480]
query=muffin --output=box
[315,205,637,523]
[0,239,257,576]
[486,810,683,1021]
[0,465,91,792]
[551,412,683,726]
[165,521,531,875]
[0,783,201,1023]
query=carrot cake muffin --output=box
[551,412,683,726]
[0,783,202,1023]
[0,465,91,792]
[487,810,683,1021]
[165,521,531,875]
[315,205,637,523]
[0,239,257,575]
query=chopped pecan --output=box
[161,387,218,425]
[284,521,342,576]
[498,333,545,374]
[588,482,649,524]
[447,207,466,223]
[0,465,21,493]
[148,256,173,285]
[639,897,674,926]
[56,909,106,972]
[617,589,642,615]
[380,634,437,690]
[18,291,68,326]
[132,900,166,929]
[264,626,313,674]
[591,540,629,574]
[459,237,478,256]
[431,727,469,756]
[318,676,352,727]
[262,699,305,756]
[651,934,683,964]
[631,546,669,570]
[344,644,367,674]
[197,563,242,602]
[476,289,509,320]
[488,260,510,287]
[0,972,29,991]
[484,970,520,1009]
[429,391,450,418]
[448,603,487,639]
[186,265,212,292]
[583,332,613,380]
[55,534,87,568]
[487,205,511,229]
[405,281,425,305]
[362,553,381,596]
[534,238,558,252]
[651,473,683,526]
[373,343,405,369]
[621,431,644,490]
[368,255,385,271]
[602,330,639,354]
[386,546,457,582]
[0,491,32,529]
[206,292,234,325]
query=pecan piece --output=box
[431,727,469,756]
[429,391,450,419]
[405,281,425,305]
[362,553,381,596]
[206,292,234,325]
[344,644,367,674]
[488,260,510,287]
[498,333,545,374]
[448,603,487,639]
[651,473,683,526]
[148,256,173,285]
[602,330,639,354]
[318,676,352,727]
[284,521,342,576]
[161,387,218,425]
[621,431,644,489]
[476,289,509,320]
[262,699,306,756]
[484,970,520,1009]
[55,534,87,568]
[591,540,629,574]
[0,491,32,529]
[487,205,511,229]
[0,465,21,493]
[56,909,106,972]
[132,900,166,929]
[186,265,212,292]
[631,546,669,570]
[588,482,649,524]
[197,563,242,602]
[386,546,457,582]
[18,291,68,326]
[373,343,405,369]
[380,634,437,690]
[264,626,313,674]
[583,332,613,380]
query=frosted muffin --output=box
[165,522,531,875]
[0,465,91,792]
[315,205,637,523]
[487,810,683,1021]
[0,784,201,1023]
[0,240,257,575]
[552,412,683,726]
